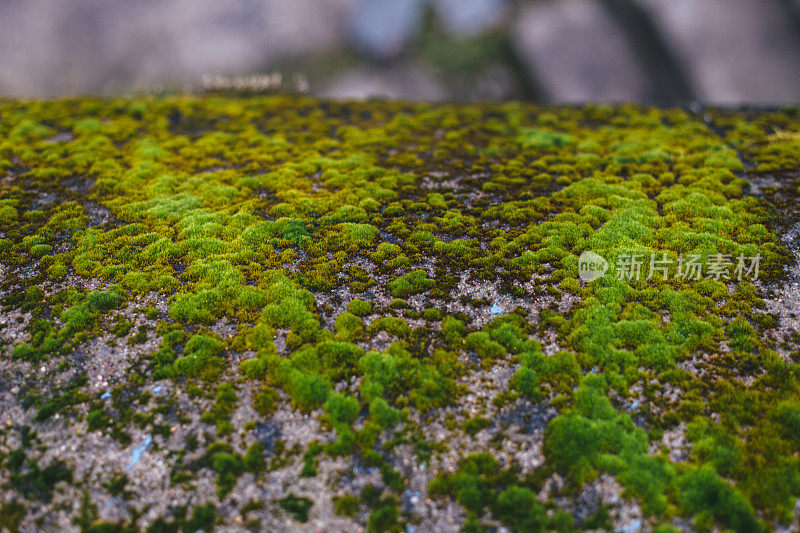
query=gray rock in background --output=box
[0,0,799,103]
[635,0,800,104]
[348,0,424,58]
[0,0,352,97]
[320,61,446,101]
[433,0,507,37]
[513,0,649,102]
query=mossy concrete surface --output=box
[0,97,799,531]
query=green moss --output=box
[325,393,360,425]
[369,398,401,429]
[0,205,18,225]
[111,319,133,337]
[211,450,242,498]
[428,453,550,531]
[200,384,237,435]
[1,97,798,529]
[543,375,673,514]
[379,463,404,492]
[10,459,72,503]
[300,441,323,477]
[368,317,410,339]
[341,223,380,247]
[366,495,401,533]
[243,442,266,473]
[0,501,26,533]
[771,400,800,442]
[319,341,364,379]
[518,127,574,149]
[463,417,491,436]
[511,366,542,401]
[253,387,279,417]
[277,494,313,523]
[174,334,225,380]
[465,332,504,360]
[680,467,761,532]
[387,270,435,298]
[87,289,125,312]
[347,298,373,317]
[290,373,331,412]
[333,494,360,518]
[184,503,216,532]
[29,244,53,258]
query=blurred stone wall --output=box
[1,0,799,104]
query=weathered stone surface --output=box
[1,98,799,532]
[348,0,424,58]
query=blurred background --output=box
[1,0,800,104]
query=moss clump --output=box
[324,393,360,425]
[387,269,435,298]
[333,494,360,518]
[428,453,554,531]
[10,460,73,503]
[277,494,313,523]
[211,450,242,498]
[243,443,266,473]
[463,417,491,436]
[518,127,574,149]
[289,373,331,412]
[680,467,761,533]
[543,375,673,515]
[369,398,401,429]
[174,334,225,380]
[347,298,373,317]
[253,387,279,417]
[184,503,217,532]
[0,501,26,532]
[200,383,237,435]
[366,494,401,533]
